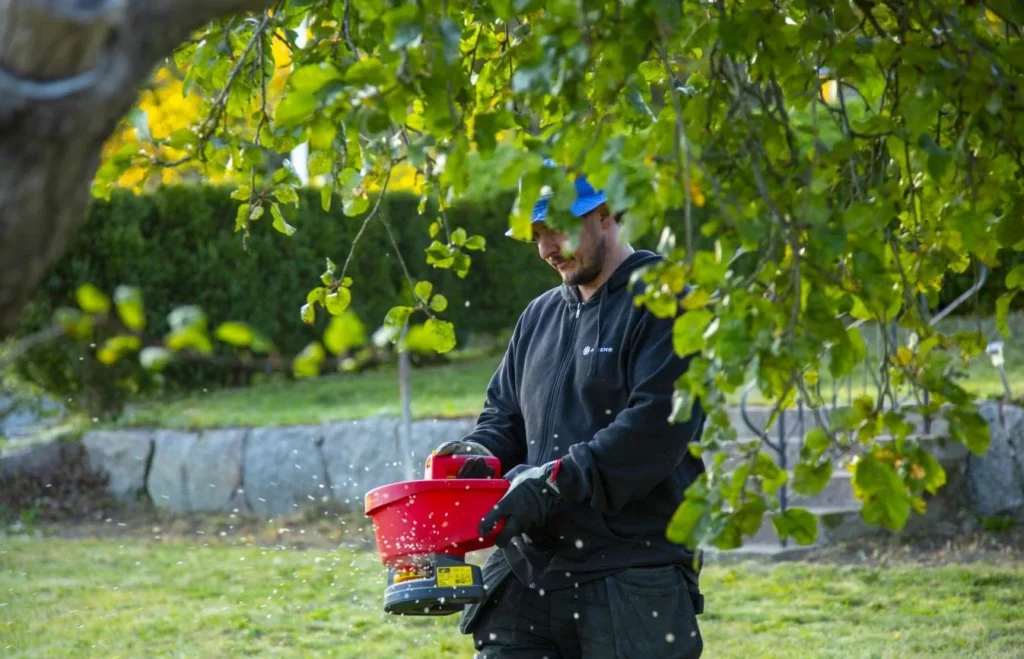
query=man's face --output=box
[535,210,607,287]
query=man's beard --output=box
[564,236,606,287]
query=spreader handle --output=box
[424,453,501,479]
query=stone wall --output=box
[4,403,1024,532]
[76,417,475,515]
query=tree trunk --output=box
[0,0,272,339]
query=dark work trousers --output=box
[468,565,703,659]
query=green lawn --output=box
[0,536,1021,658]
[117,355,503,429]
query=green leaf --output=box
[947,407,991,456]
[414,281,433,301]
[167,129,195,149]
[339,169,369,216]
[345,59,392,85]
[310,118,338,151]
[792,460,833,497]
[54,307,93,339]
[452,251,471,278]
[913,448,947,495]
[271,203,297,236]
[451,227,467,246]
[429,221,441,238]
[390,13,423,50]
[666,498,708,546]
[274,186,300,206]
[670,387,695,423]
[308,151,333,177]
[292,341,326,378]
[830,325,867,379]
[275,92,317,127]
[734,498,768,536]
[214,321,255,348]
[996,292,1016,336]
[97,335,142,365]
[289,63,342,93]
[323,311,367,355]
[918,134,951,181]
[234,203,250,232]
[383,305,414,341]
[167,306,207,332]
[231,185,251,201]
[321,260,338,286]
[464,235,487,251]
[429,294,448,313]
[113,285,145,331]
[139,346,172,372]
[651,0,682,26]
[405,318,458,354]
[996,212,1024,249]
[165,326,213,354]
[426,240,455,268]
[804,428,830,458]
[771,508,818,545]
[753,452,788,495]
[854,453,911,531]
[307,287,327,306]
[1006,265,1024,290]
[76,284,111,315]
[325,288,352,315]
[672,310,713,356]
[301,303,316,325]
[425,318,457,353]
[321,184,333,211]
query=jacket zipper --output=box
[539,302,582,461]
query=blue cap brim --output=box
[504,192,607,239]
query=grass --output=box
[0,535,1021,658]
[116,355,503,430]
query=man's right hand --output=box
[434,439,497,478]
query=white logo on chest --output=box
[582,346,614,355]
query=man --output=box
[435,166,707,658]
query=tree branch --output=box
[656,29,694,266]
[196,13,274,158]
[339,168,393,285]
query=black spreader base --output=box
[382,555,487,617]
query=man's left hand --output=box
[478,460,563,547]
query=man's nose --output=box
[537,233,561,260]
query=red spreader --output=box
[364,453,509,616]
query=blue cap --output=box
[506,160,607,238]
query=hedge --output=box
[14,185,577,401]
[13,183,1016,415]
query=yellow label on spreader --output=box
[436,566,474,587]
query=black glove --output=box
[478,459,564,548]
[456,456,496,478]
[434,439,497,478]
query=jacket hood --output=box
[558,249,662,307]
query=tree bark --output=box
[0,0,273,339]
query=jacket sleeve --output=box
[460,314,529,476]
[556,307,705,515]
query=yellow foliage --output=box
[99,33,421,196]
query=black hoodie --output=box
[463,249,707,594]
